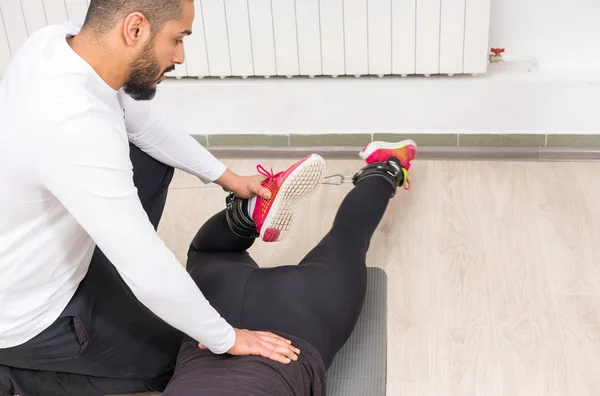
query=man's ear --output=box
[122,12,149,47]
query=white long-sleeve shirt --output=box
[0,22,236,354]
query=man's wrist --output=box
[214,169,241,192]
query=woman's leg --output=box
[184,153,328,338]
[181,144,413,372]
[240,170,399,368]
[186,206,260,328]
[188,206,256,254]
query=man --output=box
[0,0,298,394]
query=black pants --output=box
[0,144,182,396]
[186,174,393,369]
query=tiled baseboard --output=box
[194,134,600,161]
[194,133,600,149]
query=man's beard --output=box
[124,38,175,101]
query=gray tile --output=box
[373,133,457,147]
[289,134,372,147]
[192,135,207,146]
[546,134,600,147]
[207,134,289,147]
[458,134,503,147]
[459,134,545,147]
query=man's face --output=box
[124,1,194,100]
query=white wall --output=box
[153,0,598,137]
[153,76,600,137]
[489,0,600,71]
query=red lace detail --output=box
[257,164,283,181]
[255,164,281,217]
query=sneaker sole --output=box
[359,139,417,161]
[260,154,326,242]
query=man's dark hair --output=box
[83,0,191,35]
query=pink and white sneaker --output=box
[359,140,417,189]
[252,154,326,242]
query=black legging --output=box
[186,175,393,369]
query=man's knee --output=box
[128,143,174,228]
[129,143,175,199]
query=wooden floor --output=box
[151,158,600,396]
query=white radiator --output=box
[0,0,491,78]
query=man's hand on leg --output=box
[198,329,300,364]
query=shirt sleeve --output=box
[121,92,226,184]
[39,113,236,354]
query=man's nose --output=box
[173,43,185,65]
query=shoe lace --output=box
[400,165,411,191]
[391,158,411,191]
[256,164,283,182]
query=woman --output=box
[163,140,416,395]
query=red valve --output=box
[491,48,505,55]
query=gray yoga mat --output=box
[326,267,388,396]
